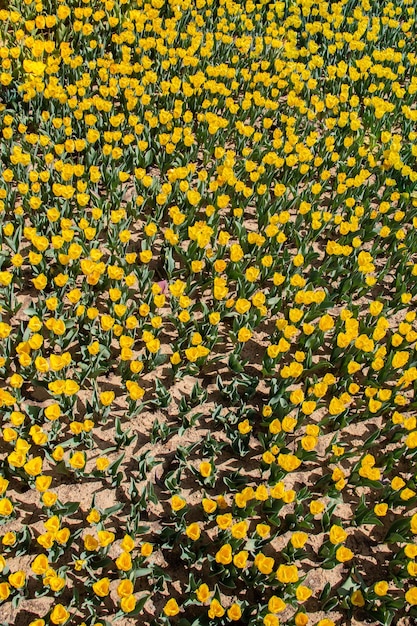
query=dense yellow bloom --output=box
[296,586,313,602]
[374,581,389,596]
[291,532,308,549]
[164,598,180,616]
[216,544,233,565]
[277,454,301,472]
[121,595,137,613]
[276,564,299,583]
[208,598,225,618]
[255,553,275,575]
[268,596,286,613]
[100,391,115,406]
[329,525,347,545]
[69,452,85,470]
[93,578,110,597]
[50,605,70,625]
[116,551,132,572]
[199,461,212,477]
[336,547,354,563]
[238,327,252,342]
[196,584,211,603]
[0,498,14,517]
[405,588,417,605]
[171,495,186,512]
[185,523,201,541]
[227,604,242,621]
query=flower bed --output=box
[0,0,417,625]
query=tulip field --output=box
[1,0,417,624]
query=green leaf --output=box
[228,353,245,373]
[89,556,114,570]
[134,568,153,577]
[55,501,80,516]
[102,503,124,517]
[126,594,150,616]
[108,453,125,476]
[385,518,411,543]
[319,582,332,601]
[47,451,74,470]
[322,596,339,611]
